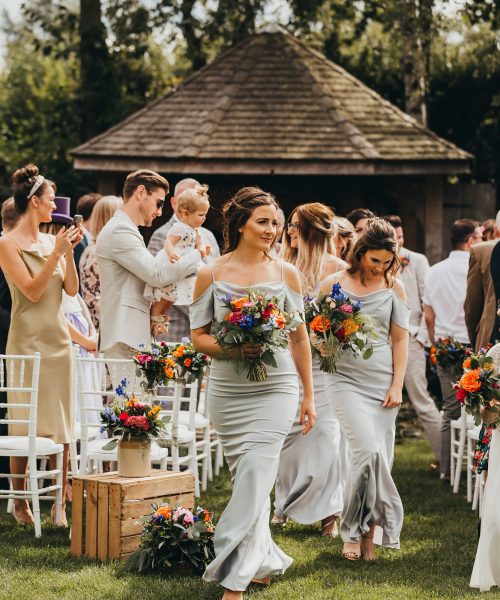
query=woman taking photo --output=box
[273,202,346,536]
[320,218,409,561]
[190,187,315,600]
[0,164,83,526]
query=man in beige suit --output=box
[97,170,203,358]
[465,210,500,352]
[384,215,442,467]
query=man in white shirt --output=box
[147,178,220,341]
[423,219,483,480]
[384,215,442,469]
[97,170,204,359]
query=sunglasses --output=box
[147,190,166,210]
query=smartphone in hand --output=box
[71,214,83,228]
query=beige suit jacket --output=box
[96,210,201,352]
[464,239,498,352]
[400,248,430,345]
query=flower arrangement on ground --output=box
[453,352,500,427]
[133,341,174,391]
[100,379,169,451]
[212,289,302,381]
[429,337,468,370]
[170,338,210,380]
[127,503,215,574]
[305,283,377,374]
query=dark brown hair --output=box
[382,214,402,229]
[346,207,375,228]
[348,217,399,285]
[450,218,480,249]
[76,192,102,221]
[122,169,169,201]
[222,187,278,254]
[0,198,20,232]
[11,164,55,215]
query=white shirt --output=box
[423,250,470,343]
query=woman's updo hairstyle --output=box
[348,217,400,285]
[222,186,278,254]
[11,164,55,215]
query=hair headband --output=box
[27,175,45,199]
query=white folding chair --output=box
[157,379,200,497]
[198,367,223,480]
[74,353,168,474]
[0,353,63,537]
[466,425,482,503]
[450,406,475,492]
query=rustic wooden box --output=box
[70,471,195,561]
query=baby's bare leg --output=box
[151,299,174,316]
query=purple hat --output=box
[52,196,72,225]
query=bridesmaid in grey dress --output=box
[319,218,409,561]
[273,203,346,535]
[190,187,315,600]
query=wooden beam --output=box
[424,176,444,264]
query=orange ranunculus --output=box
[463,358,471,369]
[173,346,185,358]
[224,312,234,321]
[232,297,250,309]
[164,367,175,379]
[341,318,359,337]
[184,358,192,367]
[164,357,175,367]
[309,315,331,333]
[430,346,436,354]
[276,315,286,329]
[430,355,437,365]
[459,369,482,393]
[156,505,172,519]
[204,511,211,522]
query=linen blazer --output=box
[399,248,430,345]
[96,210,201,352]
[464,239,498,352]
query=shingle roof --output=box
[73,24,472,174]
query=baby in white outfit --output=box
[145,185,210,336]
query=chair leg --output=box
[69,440,79,479]
[28,459,41,538]
[55,451,63,524]
[466,437,473,503]
[453,425,467,493]
[190,440,200,498]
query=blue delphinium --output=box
[115,378,128,397]
[352,300,362,313]
[239,315,255,330]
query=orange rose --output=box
[430,355,437,365]
[164,367,175,379]
[173,346,185,358]
[155,505,171,519]
[309,315,331,333]
[276,315,286,329]
[463,358,471,369]
[184,358,192,367]
[164,357,175,367]
[232,297,250,309]
[430,346,436,355]
[341,318,359,337]
[459,369,482,393]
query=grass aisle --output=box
[0,439,497,600]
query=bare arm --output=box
[424,304,436,343]
[164,234,181,262]
[0,230,76,303]
[383,280,409,408]
[66,320,98,352]
[284,263,316,433]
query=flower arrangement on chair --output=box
[127,502,215,574]
[170,338,210,380]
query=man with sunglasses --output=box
[96,169,204,360]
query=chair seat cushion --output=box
[178,411,210,429]
[0,436,63,454]
[159,424,196,445]
[73,423,102,441]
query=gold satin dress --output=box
[5,249,73,444]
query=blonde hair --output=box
[334,216,356,262]
[176,184,209,214]
[282,202,337,295]
[90,195,123,239]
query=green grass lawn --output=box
[0,439,497,600]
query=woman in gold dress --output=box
[0,164,83,526]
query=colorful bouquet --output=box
[170,338,210,380]
[429,337,468,370]
[127,503,215,574]
[133,341,173,391]
[305,283,377,374]
[453,352,500,427]
[100,379,169,450]
[212,289,302,381]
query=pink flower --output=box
[173,507,195,525]
[339,303,353,313]
[455,388,467,403]
[125,415,150,430]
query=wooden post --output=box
[424,176,444,265]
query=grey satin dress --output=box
[324,287,410,548]
[274,353,344,523]
[190,277,302,591]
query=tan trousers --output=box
[404,336,442,461]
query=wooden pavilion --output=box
[72,24,474,262]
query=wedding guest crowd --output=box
[1,160,499,598]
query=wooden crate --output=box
[70,471,195,561]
